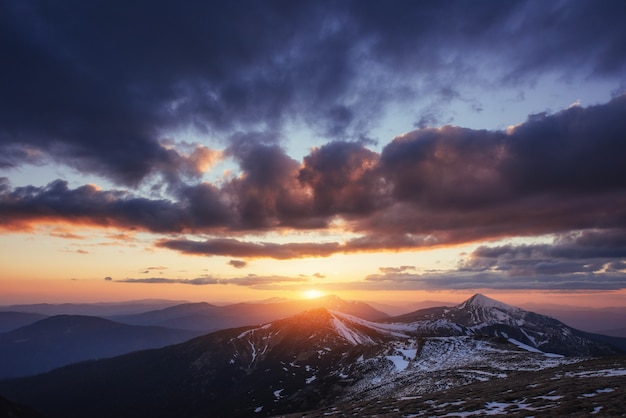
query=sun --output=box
[302,289,325,299]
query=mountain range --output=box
[109,295,388,331]
[0,294,624,417]
[0,295,387,379]
[0,315,201,379]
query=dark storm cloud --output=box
[463,229,626,275]
[362,230,626,290]
[0,179,232,232]
[155,238,343,260]
[361,270,626,291]
[358,229,626,290]
[3,1,626,186]
[298,141,383,216]
[222,133,313,229]
[364,96,626,244]
[3,95,626,253]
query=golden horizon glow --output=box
[302,289,325,299]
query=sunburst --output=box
[302,289,325,299]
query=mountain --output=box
[0,315,202,379]
[386,293,624,356]
[3,294,624,417]
[601,327,626,338]
[0,395,43,418]
[365,299,453,316]
[0,300,187,316]
[521,303,626,335]
[0,312,47,333]
[0,309,401,417]
[112,295,389,332]
[1,294,624,417]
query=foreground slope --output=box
[0,315,201,378]
[295,356,626,417]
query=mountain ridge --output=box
[111,295,389,331]
[0,315,202,379]
[1,294,624,417]
[385,294,624,357]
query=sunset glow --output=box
[1,1,626,310]
[302,290,325,300]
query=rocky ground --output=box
[282,356,626,417]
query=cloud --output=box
[298,141,383,216]
[118,274,308,287]
[222,133,313,229]
[357,229,626,291]
[0,179,232,233]
[228,259,247,269]
[2,1,626,188]
[462,229,626,277]
[378,266,416,274]
[155,238,343,260]
[2,97,626,257]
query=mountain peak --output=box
[459,294,517,312]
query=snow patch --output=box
[520,328,536,345]
[330,316,373,345]
[236,323,271,340]
[508,338,563,358]
[386,355,409,372]
[559,368,626,378]
[399,348,417,359]
[306,375,317,384]
[580,387,615,398]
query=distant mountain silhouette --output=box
[521,304,626,335]
[112,295,389,331]
[0,315,201,378]
[0,311,47,333]
[1,300,187,316]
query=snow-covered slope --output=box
[386,294,623,357]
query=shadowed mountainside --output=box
[0,312,47,333]
[0,315,201,379]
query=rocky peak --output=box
[458,294,518,312]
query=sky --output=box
[2,0,626,307]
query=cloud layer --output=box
[2,1,626,292]
[3,97,626,253]
[3,1,626,184]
